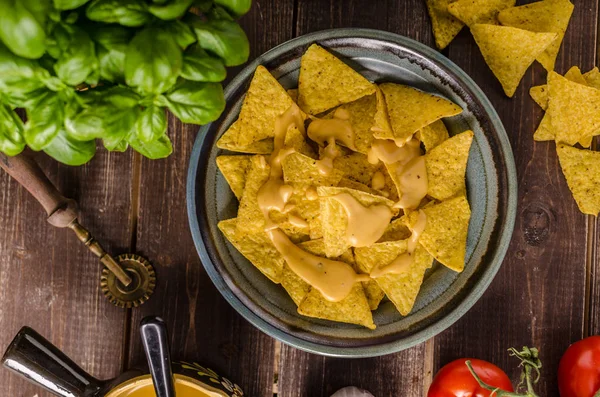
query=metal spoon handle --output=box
[140,316,176,397]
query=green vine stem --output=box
[594,389,600,397]
[465,347,542,397]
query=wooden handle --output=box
[0,152,78,228]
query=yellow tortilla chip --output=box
[374,86,393,138]
[298,283,375,329]
[318,186,396,258]
[498,0,574,71]
[280,263,310,305]
[322,94,377,154]
[298,44,375,115]
[236,156,270,234]
[287,88,298,103]
[354,240,434,316]
[556,144,600,215]
[404,195,471,272]
[216,155,251,200]
[426,0,464,50]
[374,83,462,143]
[378,218,412,243]
[533,114,555,141]
[426,130,474,201]
[284,125,316,158]
[218,218,284,283]
[584,67,600,90]
[282,152,344,189]
[530,67,586,111]
[217,120,274,154]
[548,71,600,145]
[337,178,382,196]
[471,24,556,97]
[448,0,516,26]
[236,65,295,146]
[419,119,450,152]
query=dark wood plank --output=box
[126,2,295,396]
[0,149,133,396]
[434,1,598,395]
[278,1,435,396]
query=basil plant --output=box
[0,0,251,165]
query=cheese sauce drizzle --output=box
[308,108,357,175]
[268,229,370,302]
[370,211,427,277]
[330,193,393,247]
[258,105,367,302]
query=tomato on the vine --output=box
[558,336,600,397]
[428,358,514,397]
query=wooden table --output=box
[1,1,598,396]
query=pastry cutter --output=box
[0,152,156,308]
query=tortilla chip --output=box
[498,0,574,71]
[556,144,600,215]
[333,152,380,186]
[470,24,557,97]
[287,88,298,103]
[298,44,375,115]
[337,178,383,196]
[298,283,375,329]
[354,241,434,316]
[426,130,474,201]
[282,152,344,189]
[217,120,274,154]
[322,94,377,154]
[216,155,251,200]
[548,71,600,145]
[236,65,295,146]
[236,156,270,234]
[280,263,310,305]
[373,86,394,138]
[374,83,462,143]
[419,119,450,152]
[425,0,464,50]
[584,67,600,90]
[448,0,516,26]
[218,218,284,283]
[284,125,316,158]
[530,67,586,111]
[378,218,412,243]
[404,196,471,272]
[318,186,396,257]
[533,114,555,141]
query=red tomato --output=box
[428,358,514,397]
[558,336,600,397]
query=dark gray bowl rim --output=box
[186,28,517,357]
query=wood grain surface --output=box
[0,1,599,396]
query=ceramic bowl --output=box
[187,28,517,357]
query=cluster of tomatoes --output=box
[428,336,600,397]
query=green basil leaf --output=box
[86,0,152,27]
[214,0,251,16]
[193,0,214,12]
[0,0,47,59]
[208,5,234,21]
[181,45,226,82]
[24,93,64,151]
[135,105,167,143]
[185,14,249,66]
[103,135,129,152]
[91,26,132,50]
[53,24,97,86]
[0,104,26,156]
[165,80,224,124]
[128,132,172,159]
[148,0,194,20]
[162,20,196,49]
[125,27,182,94]
[44,128,96,166]
[92,26,132,83]
[22,0,52,26]
[53,0,90,10]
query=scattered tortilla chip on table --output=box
[426,130,474,201]
[216,155,251,200]
[448,0,516,26]
[404,195,471,272]
[236,65,296,146]
[419,119,451,152]
[470,24,557,97]
[425,0,464,49]
[218,218,284,284]
[217,120,274,154]
[530,66,586,112]
[374,83,462,143]
[497,0,574,71]
[355,240,434,316]
[548,71,600,145]
[556,144,600,216]
[298,44,375,115]
[584,67,600,90]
